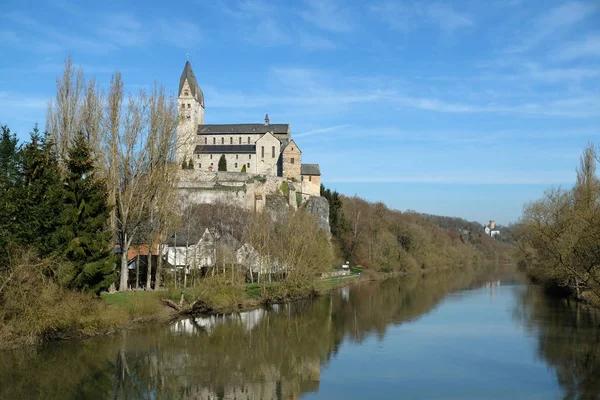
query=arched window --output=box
[247,136,250,144]
[204,138,207,145]
[239,137,242,144]
[221,137,224,145]
[230,137,233,144]
[261,146,264,158]
[271,146,275,158]
[184,90,189,96]
[213,137,216,145]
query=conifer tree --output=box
[241,164,246,173]
[181,159,188,169]
[218,154,227,171]
[55,131,115,293]
[0,125,22,257]
[18,125,64,257]
[188,157,194,169]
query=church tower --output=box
[177,60,204,165]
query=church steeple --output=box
[178,60,204,108]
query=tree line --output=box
[515,144,600,306]
[1,56,179,295]
[321,185,510,274]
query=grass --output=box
[245,284,261,298]
[100,291,168,319]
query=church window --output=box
[272,146,275,158]
[210,155,213,159]
[196,154,199,159]
[184,90,189,96]
[249,154,251,159]
[199,163,201,168]
[239,137,242,144]
[247,136,250,144]
[261,146,264,158]
[236,154,238,159]
[235,163,238,168]
[187,104,191,108]
[291,157,295,164]
[301,176,304,181]
[230,137,233,144]
[213,138,216,145]
[247,162,250,168]
[204,138,207,144]
[309,176,312,182]
[221,137,224,145]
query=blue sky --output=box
[1,0,599,225]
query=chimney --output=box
[264,113,269,126]
[489,220,495,229]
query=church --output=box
[176,61,321,197]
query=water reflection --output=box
[514,285,600,399]
[1,267,598,399]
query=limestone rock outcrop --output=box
[303,196,331,237]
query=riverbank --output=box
[0,269,373,350]
[0,263,509,350]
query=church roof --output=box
[179,61,204,106]
[198,124,290,135]
[301,164,320,176]
[194,144,256,154]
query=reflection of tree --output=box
[515,286,600,399]
[0,267,506,399]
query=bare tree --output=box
[46,56,84,165]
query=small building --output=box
[484,220,500,238]
[301,164,321,198]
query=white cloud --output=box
[97,13,148,47]
[295,124,351,138]
[370,1,473,33]
[300,0,354,33]
[507,1,598,53]
[554,34,600,61]
[158,19,202,48]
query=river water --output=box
[1,267,599,399]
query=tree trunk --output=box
[119,236,130,291]
[146,243,153,290]
[135,253,140,289]
[155,244,163,290]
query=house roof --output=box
[179,61,204,106]
[281,139,301,153]
[198,124,290,135]
[301,164,321,176]
[194,145,256,154]
[167,228,208,246]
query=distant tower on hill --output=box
[177,60,204,164]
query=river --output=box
[1,267,599,399]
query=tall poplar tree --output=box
[55,131,114,293]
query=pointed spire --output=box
[264,113,269,126]
[178,60,204,107]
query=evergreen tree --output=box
[181,159,188,169]
[0,125,22,258]
[218,154,227,171]
[188,157,194,169]
[241,164,246,173]
[54,131,115,293]
[18,125,64,257]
